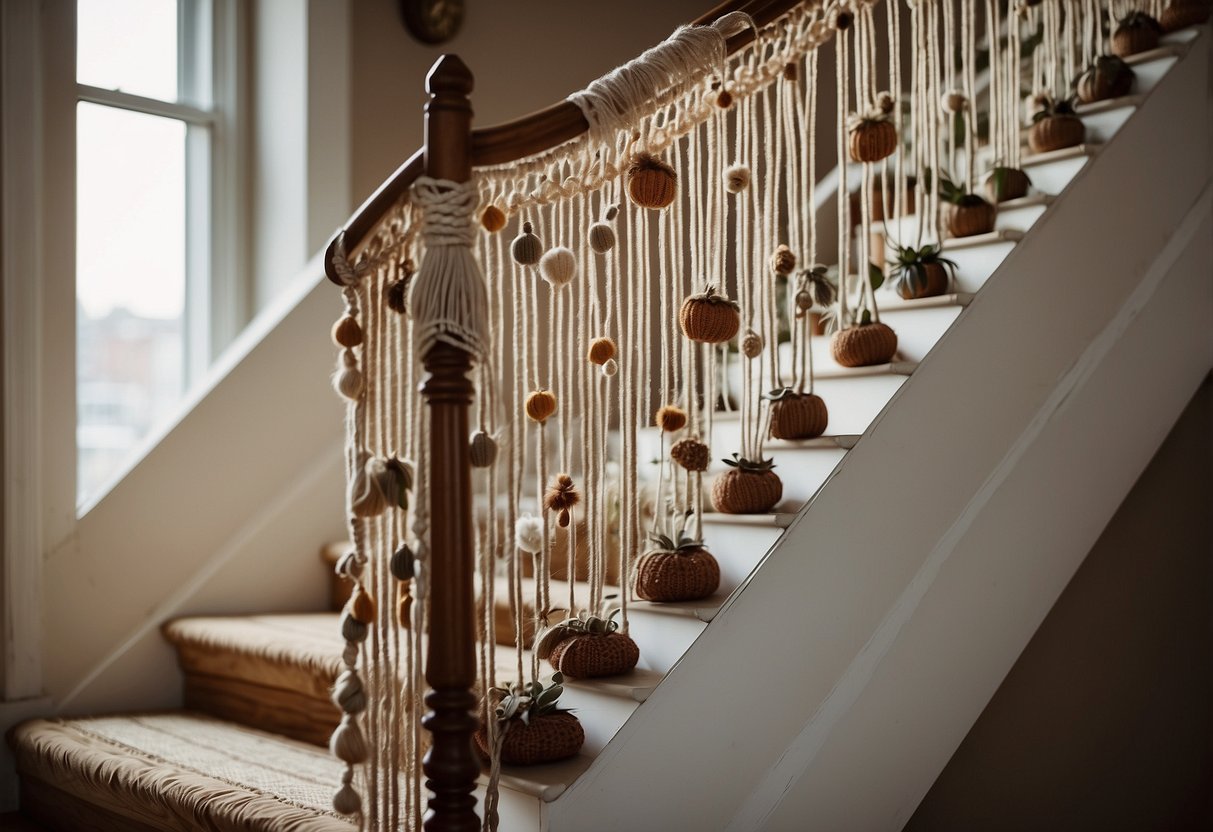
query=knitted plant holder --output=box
[474,713,585,766]
[830,322,898,368]
[768,392,829,440]
[1028,114,1086,153]
[985,168,1031,203]
[711,468,783,514]
[947,199,996,238]
[547,632,640,679]
[634,547,721,602]
[895,262,950,300]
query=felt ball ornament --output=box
[670,438,710,472]
[332,315,363,348]
[350,587,375,625]
[741,330,763,359]
[333,782,362,816]
[540,246,577,287]
[716,89,733,108]
[680,286,741,344]
[589,222,616,254]
[333,350,364,400]
[390,544,414,582]
[525,390,557,423]
[469,430,498,468]
[601,358,618,377]
[771,245,796,276]
[724,164,751,193]
[515,515,543,554]
[655,404,687,433]
[767,390,829,440]
[481,205,507,233]
[783,61,798,81]
[831,322,898,368]
[587,337,616,365]
[512,222,543,266]
[626,153,677,210]
[635,542,720,603]
[543,474,580,528]
[833,9,853,28]
[712,456,783,514]
[341,612,368,644]
[475,711,585,766]
[386,277,409,314]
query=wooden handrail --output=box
[323,0,804,284]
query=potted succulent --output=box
[1028,94,1085,153]
[1111,11,1163,57]
[635,527,720,603]
[1159,0,1210,32]
[847,91,898,163]
[536,608,639,679]
[887,243,958,300]
[766,386,828,440]
[939,175,997,238]
[474,674,584,766]
[679,285,741,344]
[984,165,1032,203]
[711,453,783,514]
[1075,54,1135,104]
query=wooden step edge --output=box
[942,228,1024,250]
[995,193,1055,211]
[480,751,595,802]
[1021,142,1102,169]
[629,592,731,624]
[813,359,918,379]
[1124,40,1190,65]
[876,292,974,313]
[701,511,797,529]
[1075,93,1144,116]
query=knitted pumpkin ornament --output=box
[537,610,639,679]
[680,286,741,344]
[634,532,720,602]
[474,675,584,766]
[831,321,898,367]
[525,390,557,423]
[848,92,898,163]
[712,455,783,514]
[1159,0,1210,32]
[1075,55,1134,105]
[1028,95,1085,153]
[1111,12,1162,57]
[627,153,677,209]
[766,388,828,440]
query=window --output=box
[75,0,241,507]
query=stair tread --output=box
[877,292,974,312]
[488,752,595,802]
[629,593,731,623]
[701,511,797,528]
[9,712,358,830]
[1075,93,1144,116]
[1021,142,1102,168]
[1123,41,1189,66]
[942,228,1024,249]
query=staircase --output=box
[8,14,1213,832]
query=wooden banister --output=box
[323,0,804,284]
[418,55,481,832]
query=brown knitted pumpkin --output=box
[849,119,898,163]
[634,542,720,603]
[767,390,828,440]
[712,456,783,514]
[1111,13,1162,57]
[1028,114,1085,154]
[1160,0,1210,32]
[547,632,639,679]
[946,197,996,238]
[831,322,898,367]
[680,286,741,344]
[984,167,1031,203]
[1075,56,1135,104]
[627,153,677,210]
[474,712,585,766]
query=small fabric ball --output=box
[333,351,363,400]
[602,358,618,377]
[515,514,544,554]
[671,437,711,472]
[341,612,368,644]
[512,222,543,266]
[943,88,968,113]
[386,279,408,314]
[350,587,375,624]
[540,246,577,287]
[742,331,763,358]
[589,222,616,254]
[796,290,814,311]
[481,205,507,233]
[332,669,367,714]
[526,390,557,423]
[469,430,498,468]
[877,91,896,114]
[330,716,368,764]
[587,337,617,365]
[626,154,678,210]
[332,315,363,348]
[833,9,853,29]
[771,245,796,276]
[390,544,415,581]
[716,89,734,108]
[724,164,751,193]
[783,62,799,81]
[656,404,688,433]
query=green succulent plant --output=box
[888,244,958,297]
[721,453,776,473]
[938,174,990,208]
[648,531,702,554]
[490,673,569,725]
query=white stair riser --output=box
[1080,105,1134,144]
[558,685,639,756]
[994,201,1048,231]
[698,522,785,590]
[950,241,1017,293]
[626,612,707,675]
[1023,154,1090,195]
[874,305,961,364]
[1130,54,1179,92]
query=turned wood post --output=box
[420,54,480,832]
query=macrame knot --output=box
[409,176,489,360]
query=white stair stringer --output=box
[543,28,1212,832]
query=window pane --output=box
[77,102,186,504]
[77,0,178,101]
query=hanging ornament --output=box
[848,93,898,163]
[588,206,618,254]
[539,246,577,287]
[770,245,796,276]
[469,430,498,468]
[741,330,763,359]
[543,474,581,528]
[333,349,364,400]
[941,88,968,114]
[587,337,616,365]
[515,515,544,554]
[670,438,711,472]
[331,315,363,348]
[525,390,557,423]
[723,164,751,193]
[481,204,507,233]
[511,222,543,266]
[390,544,415,582]
[655,404,688,433]
[626,153,677,209]
[679,286,740,344]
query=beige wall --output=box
[348,0,710,207]
[906,379,1213,830]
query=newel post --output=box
[419,54,481,832]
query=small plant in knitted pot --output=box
[1075,55,1134,105]
[474,674,584,766]
[847,92,898,163]
[537,609,640,679]
[1111,12,1162,57]
[1159,0,1210,33]
[939,175,996,239]
[766,387,828,440]
[887,244,957,301]
[712,454,783,514]
[984,166,1032,203]
[680,286,741,344]
[1028,94,1085,154]
[635,530,720,603]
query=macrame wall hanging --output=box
[322,0,1166,827]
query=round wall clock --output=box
[400,0,465,45]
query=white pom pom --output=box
[601,358,618,377]
[539,246,577,287]
[515,514,544,554]
[724,164,751,193]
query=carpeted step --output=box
[7,712,357,831]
